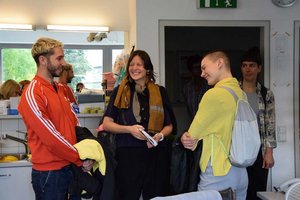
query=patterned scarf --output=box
[114,78,164,133]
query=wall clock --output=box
[272,0,297,7]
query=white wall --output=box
[0,30,125,45]
[0,0,130,50]
[135,0,300,188]
[0,0,130,31]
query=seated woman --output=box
[0,79,21,99]
[19,80,31,95]
[76,82,85,93]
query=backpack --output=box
[220,86,261,167]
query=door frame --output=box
[294,21,300,177]
[158,20,270,87]
[158,19,272,188]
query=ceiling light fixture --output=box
[0,23,33,30]
[47,25,109,32]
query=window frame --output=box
[0,43,124,83]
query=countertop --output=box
[0,113,102,119]
[257,191,284,200]
[0,160,32,168]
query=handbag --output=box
[97,129,116,157]
[169,134,202,194]
[96,117,116,157]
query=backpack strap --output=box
[219,86,238,102]
[217,86,239,157]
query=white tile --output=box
[84,118,100,129]
[18,119,27,131]
[1,119,19,131]
[1,146,19,154]
[78,118,85,127]
[1,139,19,148]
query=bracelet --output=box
[157,132,164,142]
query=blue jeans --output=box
[31,165,74,200]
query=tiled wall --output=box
[0,115,101,155]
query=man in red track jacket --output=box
[59,62,78,106]
[18,37,92,200]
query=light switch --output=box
[277,125,287,142]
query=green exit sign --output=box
[198,0,237,8]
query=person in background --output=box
[18,37,93,200]
[59,63,78,105]
[0,79,21,99]
[112,52,130,87]
[172,55,210,194]
[76,82,85,92]
[181,50,248,200]
[19,79,31,95]
[240,47,276,200]
[183,54,211,121]
[103,50,176,200]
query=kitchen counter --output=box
[0,113,102,119]
[0,114,102,158]
[0,160,32,168]
[0,160,34,200]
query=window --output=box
[0,44,123,90]
[112,49,124,70]
[1,47,35,82]
[64,48,103,90]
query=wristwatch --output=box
[272,0,297,7]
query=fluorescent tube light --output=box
[47,25,109,32]
[0,24,33,30]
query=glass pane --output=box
[112,49,124,70]
[1,48,36,83]
[1,48,104,90]
[64,49,103,90]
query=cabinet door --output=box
[0,166,34,200]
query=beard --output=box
[67,76,74,83]
[47,59,63,78]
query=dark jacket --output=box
[72,126,117,200]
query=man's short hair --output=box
[203,50,231,69]
[31,37,64,64]
[63,63,73,71]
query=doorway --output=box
[159,20,272,190]
[159,20,270,134]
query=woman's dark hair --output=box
[76,82,84,92]
[126,50,156,83]
[240,46,262,66]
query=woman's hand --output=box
[129,124,147,140]
[146,133,161,149]
[181,132,197,150]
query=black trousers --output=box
[115,146,170,200]
[246,148,269,200]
